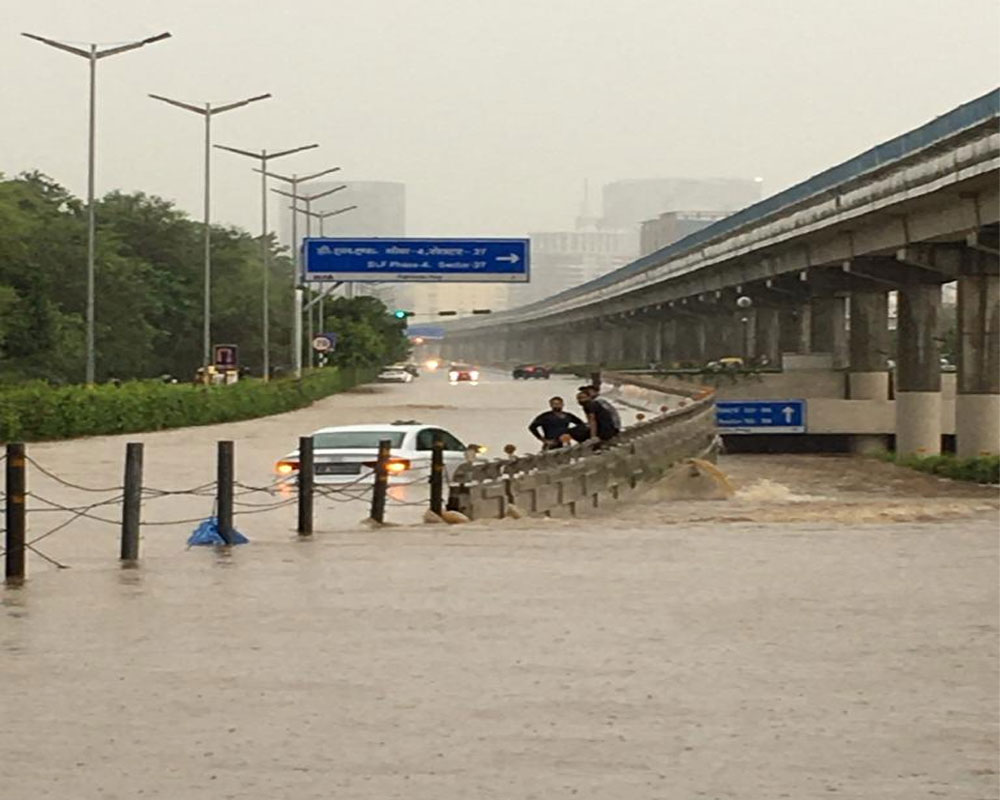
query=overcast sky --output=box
[3,0,998,240]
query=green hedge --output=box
[878,451,1000,484]
[0,366,377,442]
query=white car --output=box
[377,366,413,383]
[274,423,477,486]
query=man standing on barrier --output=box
[529,396,585,450]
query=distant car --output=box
[512,364,550,379]
[274,423,476,487]
[705,356,744,372]
[377,366,413,383]
[940,357,957,373]
[448,364,480,383]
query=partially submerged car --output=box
[274,423,478,486]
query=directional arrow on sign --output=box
[782,406,795,423]
[496,254,520,263]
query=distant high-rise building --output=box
[639,210,730,257]
[601,177,762,230]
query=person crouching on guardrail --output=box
[529,396,586,451]
[578,384,622,432]
[570,389,620,445]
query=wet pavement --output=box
[2,368,997,798]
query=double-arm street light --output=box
[273,184,346,370]
[149,92,272,368]
[213,143,319,379]
[294,204,358,366]
[254,167,341,376]
[21,30,172,384]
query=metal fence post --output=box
[217,441,234,545]
[369,438,391,523]
[5,443,26,582]
[120,442,144,562]
[429,435,444,516]
[590,370,602,391]
[297,435,314,536]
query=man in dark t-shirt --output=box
[529,396,585,449]
[571,390,620,442]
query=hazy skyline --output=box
[4,0,998,242]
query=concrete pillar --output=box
[848,290,889,400]
[956,258,1000,458]
[660,317,678,366]
[622,322,643,365]
[568,327,587,365]
[895,283,942,456]
[720,315,742,358]
[779,304,810,355]
[610,325,626,365]
[755,307,780,367]
[739,312,756,362]
[680,316,706,365]
[646,319,662,365]
[810,295,847,366]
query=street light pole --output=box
[213,143,318,379]
[21,30,172,384]
[149,92,272,369]
[254,167,341,377]
[293,204,358,358]
[273,185,347,367]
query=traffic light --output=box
[438,310,458,316]
[393,309,414,319]
[471,309,492,315]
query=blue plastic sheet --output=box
[187,517,249,547]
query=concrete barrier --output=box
[447,376,717,520]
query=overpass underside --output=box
[442,98,1000,458]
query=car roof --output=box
[310,423,429,435]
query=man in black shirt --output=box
[528,396,586,450]
[571,389,620,443]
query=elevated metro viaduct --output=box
[441,90,1000,459]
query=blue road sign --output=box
[716,399,806,434]
[302,237,529,283]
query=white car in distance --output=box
[274,423,478,488]
[377,365,413,383]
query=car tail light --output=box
[275,460,299,475]
[448,371,459,381]
[361,458,411,474]
[469,371,480,380]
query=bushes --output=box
[878,451,1000,484]
[0,366,376,442]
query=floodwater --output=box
[3,368,998,799]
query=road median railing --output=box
[447,373,717,520]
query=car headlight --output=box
[448,372,459,381]
[469,371,480,380]
[275,460,298,475]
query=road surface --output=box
[2,367,997,799]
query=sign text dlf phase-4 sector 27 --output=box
[301,237,529,283]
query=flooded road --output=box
[3,369,997,798]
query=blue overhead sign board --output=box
[716,399,806,434]
[302,237,530,283]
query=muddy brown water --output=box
[3,369,997,799]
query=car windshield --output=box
[313,431,406,449]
